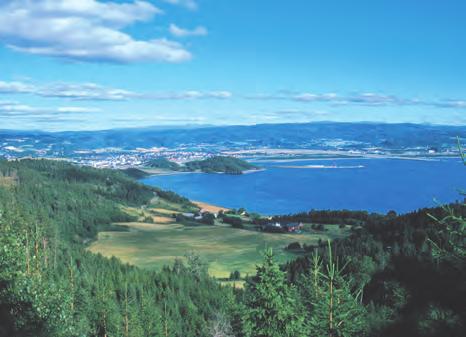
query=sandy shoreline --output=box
[193,201,230,213]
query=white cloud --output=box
[0,100,100,116]
[0,80,138,100]
[267,109,330,119]
[162,0,198,11]
[169,24,208,37]
[0,81,35,94]
[293,93,338,102]
[39,83,139,101]
[433,100,466,108]
[248,91,466,109]
[0,101,40,114]
[0,79,232,101]
[149,90,232,100]
[56,106,102,113]
[0,0,192,63]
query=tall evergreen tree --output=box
[244,249,305,337]
[301,243,368,337]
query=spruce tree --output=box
[244,249,305,337]
[302,243,368,337]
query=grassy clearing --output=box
[0,176,16,188]
[91,198,349,279]
[89,220,346,278]
[150,197,198,213]
[121,205,177,224]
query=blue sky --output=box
[0,0,465,131]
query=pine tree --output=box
[244,249,305,337]
[302,243,368,337]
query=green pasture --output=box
[89,221,347,278]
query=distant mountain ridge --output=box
[1,122,465,157]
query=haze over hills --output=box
[1,122,464,158]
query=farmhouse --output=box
[262,222,303,233]
[283,222,303,233]
[262,222,283,233]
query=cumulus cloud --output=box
[169,24,208,37]
[0,80,232,101]
[162,0,198,11]
[0,0,192,63]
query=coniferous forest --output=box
[0,158,464,337]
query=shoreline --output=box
[192,200,230,213]
[142,167,266,176]
[277,164,365,169]
[251,155,451,163]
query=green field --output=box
[89,219,348,279]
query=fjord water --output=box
[142,158,465,215]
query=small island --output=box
[146,156,259,175]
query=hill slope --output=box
[0,159,231,337]
[0,159,464,337]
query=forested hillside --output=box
[147,156,258,174]
[0,159,464,337]
[183,156,258,174]
[0,159,234,337]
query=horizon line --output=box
[1,120,466,134]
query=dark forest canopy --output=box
[119,167,150,180]
[146,157,181,171]
[183,156,258,174]
[0,158,464,337]
[147,156,258,175]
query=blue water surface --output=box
[141,158,465,215]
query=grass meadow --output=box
[89,217,348,278]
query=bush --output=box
[229,270,241,280]
[223,215,243,228]
[201,213,216,226]
[143,216,154,223]
[311,224,325,231]
[286,242,302,250]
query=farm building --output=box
[283,222,303,233]
[262,222,303,233]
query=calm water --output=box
[141,158,465,215]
